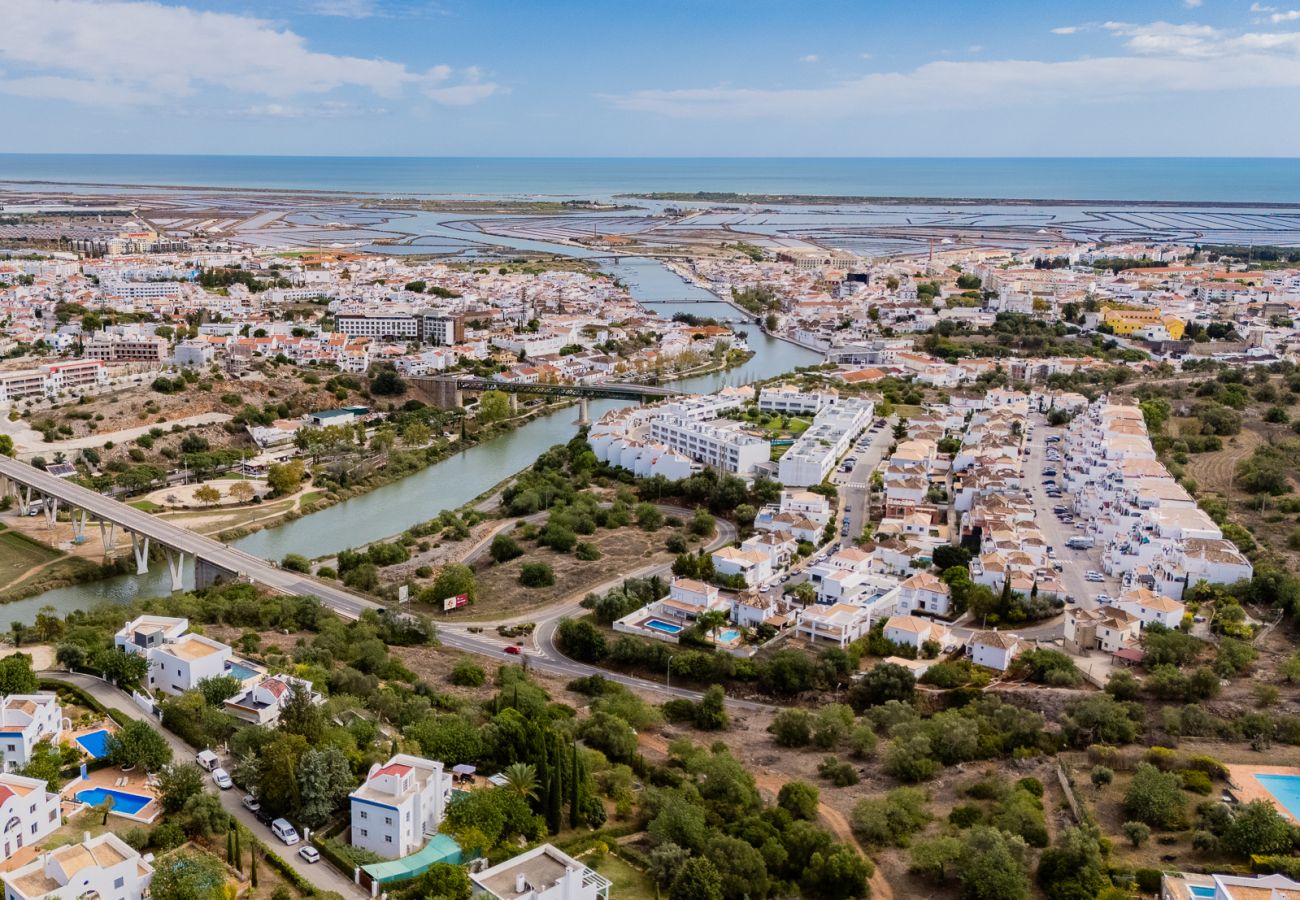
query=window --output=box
[385,836,392,843]
[359,811,367,819]
[359,829,367,837]
[114,878,124,890]
[384,817,392,826]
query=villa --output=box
[350,754,453,859]
[1,833,152,900]
[471,843,610,900]
[0,694,63,772]
[224,673,322,726]
[114,615,232,696]
[0,773,61,861]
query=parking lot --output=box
[1022,414,1119,612]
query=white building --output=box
[0,773,61,860]
[895,572,953,617]
[795,603,872,647]
[350,755,453,859]
[968,630,1026,671]
[711,547,772,587]
[882,615,951,654]
[0,695,64,772]
[777,399,873,487]
[1116,588,1186,630]
[471,843,610,900]
[2,833,152,900]
[648,416,770,478]
[758,384,837,415]
[224,674,322,726]
[114,616,232,697]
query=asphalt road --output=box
[44,672,364,898]
[831,416,896,549]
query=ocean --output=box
[2,155,1300,203]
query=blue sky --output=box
[3,0,1300,156]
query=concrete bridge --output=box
[409,376,682,424]
[0,456,380,615]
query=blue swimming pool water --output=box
[645,619,683,635]
[74,788,151,815]
[74,730,110,759]
[1254,774,1300,819]
[717,629,741,643]
[1187,886,1216,899]
[226,660,259,681]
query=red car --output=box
[504,646,522,655]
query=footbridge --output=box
[0,456,380,614]
[409,376,683,423]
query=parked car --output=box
[242,795,260,813]
[1086,571,1103,582]
[195,750,219,772]
[299,847,321,864]
[271,819,300,846]
[1096,594,1112,605]
[504,645,522,655]
[212,768,233,790]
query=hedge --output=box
[252,836,317,897]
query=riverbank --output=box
[0,519,129,605]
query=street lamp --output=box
[666,655,677,694]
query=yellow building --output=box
[1101,307,1185,341]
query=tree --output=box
[778,781,820,821]
[769,709,812,747]
[278,683,326,744]
[648,843,691,888]
[958,827,1030,900]
[1123,763,1186,829]
[489,534,524,563]
[401,864,470,900]
[501,763,540,803]
[0,435,14,458]
[197,674,242,707]
[519,563,555,587]
[478,390,512,423]
[370,368,406,396]
[228,480,256,503]
[1090,766,1114,791]
[266,459,305,495]
[556,619,607,662]
[1222,799,1293,857]
[0,654,38,694]
[847,662,915,711]
[801,845,873,900]
[157,763,207,813]
[18,739,64,792]
[180,792,231,838]
[1122,821,1151,848]
[429,563,477,604]
[669,857,723,900]
[298,746,354,828]
[1036,825,1106,900]
[150,852,228,900]
[107,719,173,772]
[911,835,963,881]
[695,684,729,731]
[92,647,149,689]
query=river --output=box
[6,242,820,622]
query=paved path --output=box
[42,671,365,898]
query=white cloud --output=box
[967,45,984,53]
[605,19,1300,120]
[1251,3,1277,11]
[800,54,820,63]
[1051,26,1079,35]
[859,52,873,60]
[1183,0,1202,7]
[1272,9,1300,21]
[0,0,497,107]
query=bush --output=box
[575,542,602,561]
[489,534,524,563]
[817,756,859,787]
[1179,769,1214,795]
[519,563,555,588]
[450,660,486,687]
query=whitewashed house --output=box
[471,843,610,900]
[2,833,152,900]
[0,695,63,773]
[968,631,1027,671]
[0,773,61,861]
[895,572,953,617]
[350,755,453,859]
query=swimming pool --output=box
[644,619,683,635]
[1187,886,1216,899]
[74,788,152,815]
[226,660,260,681]
[716,629,741,643]
[1254,773,1300,819]
[74,729,111,759]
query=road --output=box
[831,416,896,549]
[43,671,364,898]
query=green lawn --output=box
[587,853,657,900]
[130,500,163,512]
[0,529,62,582]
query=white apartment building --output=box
[350,755,453,859]
[83,335,167,363]
[2,833,152,900]
[471,844,610,900]
[777,399,873,486]
[758,384,837,415]
[0,361,108,404]
[0,695,64,772]
[0,773,61,860]
[648,417,770,478]
[336,312,421,341]
[114,616,231,697]
[100,280,182,301]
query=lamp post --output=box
[666,655,677,695]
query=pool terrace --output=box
[1225,764,1300,822]
[60,767,161,824]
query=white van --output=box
[271,819,300,845]
[195,750,219,772]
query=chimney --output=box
[515,873,527,893]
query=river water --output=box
[6,242,819,621]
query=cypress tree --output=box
[547,734,563,833]
[537,738,551,814]
[250,849,258,888]
[226,828,235,864]
[234,828,242,871]
[569,741,581,829]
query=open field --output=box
[0,526,62,583]
[584,854,656,900]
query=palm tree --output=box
[502,763,539,803]
[697,610,728,643]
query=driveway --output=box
[42,671,365,898]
